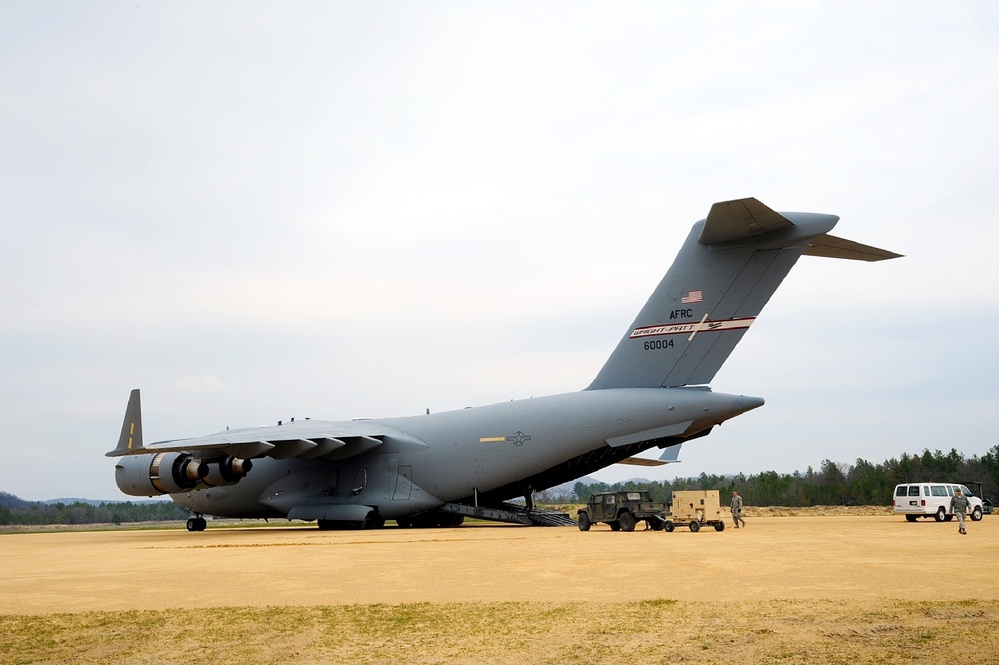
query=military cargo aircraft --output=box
[108,197,900,531]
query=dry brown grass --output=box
[2,508,996,664]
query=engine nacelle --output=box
[114,452,208,497]
[202,456,253,487]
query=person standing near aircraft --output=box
[731,491,746,528]
[950,488,969,535]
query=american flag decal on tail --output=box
[681,290,703,304]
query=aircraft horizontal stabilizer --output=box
[618,442,683,467]
[698,197,795,244]
[804,233,902,261]
[618,456,669,467]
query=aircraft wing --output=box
[106,391,426,460]
[138,426,390,461]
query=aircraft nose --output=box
[731,395,765,416]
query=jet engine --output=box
[202,456,253,487]
[115,452,254,496]
[114,452,205,496]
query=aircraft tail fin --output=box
[107,389,143,456]
[587,198,900,390]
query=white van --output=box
[893,483,984,522]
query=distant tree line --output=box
[0,492,190,526]
[4,446,998,524]
[552,446,999,507]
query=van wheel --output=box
[971,507,983,521]
[935,507,946,522]
[905,514,917,522]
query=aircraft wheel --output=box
[186,517,198,532]
[578,513,591,531]
[972,507,983,521]
[689,520,700,533]
[714,521,725,532]
[619,511,636,532]
[935,507,946,522]
[663,520,675,533]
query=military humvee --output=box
[577,491,668,532]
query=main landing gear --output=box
[186,514,208,531]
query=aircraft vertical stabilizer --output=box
[587,198,899,390]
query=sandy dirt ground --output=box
[2,509,997,664]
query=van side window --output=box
[908,486,920,496]
[896,486,908,497]
[931,486,948,497]
[946,486,954,496]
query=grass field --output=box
[2,508,997,664]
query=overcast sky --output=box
[2,2,997,501]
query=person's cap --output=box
[956,489,962,493]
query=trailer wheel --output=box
[689,520,700,533]
[714,521,725,532]
[649,516,665,531]
[578,512,591,531]
[663,520,675,533]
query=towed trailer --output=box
[664,490,726,532]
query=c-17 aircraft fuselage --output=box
[108,198,900,530]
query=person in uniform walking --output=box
[950,488,970,535]
[731,490,746,528]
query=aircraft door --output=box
[322,469,339,501]
[393,465,413,501]
[351,468,366,496]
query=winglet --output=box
[107,389,143,457]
